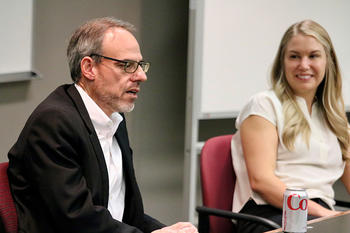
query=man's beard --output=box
[92,88,135,113]
[104,95,135,113]
[115,101,135,113]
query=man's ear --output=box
[81,56,97,80]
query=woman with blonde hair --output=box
[231,19,350,233]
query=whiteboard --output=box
[197,0,350,118]
[0,0,34,81]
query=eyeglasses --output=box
[90,53,150,73]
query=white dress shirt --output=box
[75,84,126,221]
[231,90,345,212]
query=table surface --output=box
[265,210,350,233]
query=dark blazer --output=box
[7,84,164,233]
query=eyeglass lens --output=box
[125,61,150,73]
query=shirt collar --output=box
[295,95,319,119]
[75,84,123,138]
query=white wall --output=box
[0,0,33,75]
[197,0,350,117]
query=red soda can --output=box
[282,188,308,232]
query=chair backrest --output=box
[0,162,18,233]
[200,134,235,233]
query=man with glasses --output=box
[7,17,197,233]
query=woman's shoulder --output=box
[236,90,282,128]
[245,90,281,109]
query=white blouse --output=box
[231,90,345,212]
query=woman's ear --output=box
[80,56,96,80]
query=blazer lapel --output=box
[115,115,133,186]
[66,84,110,206]
[116,115,144,224]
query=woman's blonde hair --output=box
[271,19,349,160]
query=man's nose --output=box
[131,66,147,82]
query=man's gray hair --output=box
[67,17,135,82]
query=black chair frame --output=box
[196,206,280,233]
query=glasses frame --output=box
[90,53,150,73]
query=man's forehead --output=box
[103,27,134,43]
[101,27,141,58]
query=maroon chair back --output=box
[0,162,18,233]
[200,134,236,233]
